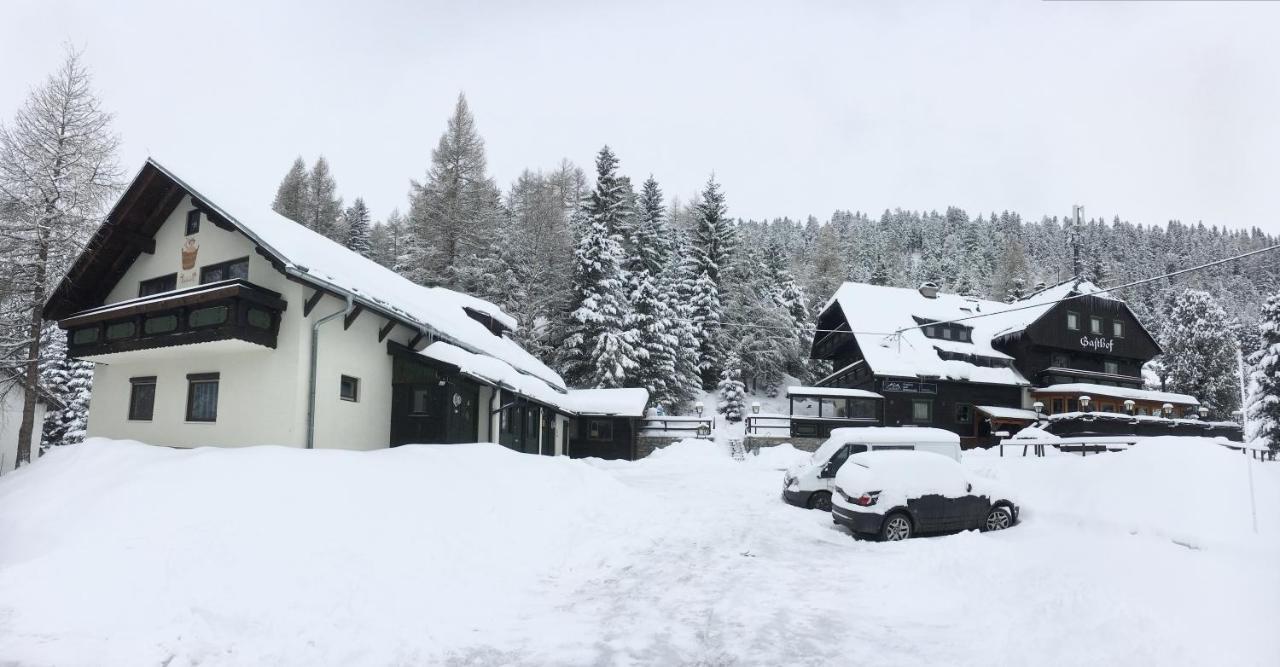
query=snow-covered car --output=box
[830,450,1019,541]
[781,427,961,511]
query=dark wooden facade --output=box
[388,343,482,446]
[992,295,1161,390]
[567,416,635,460]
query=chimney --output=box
[918,282,940,299]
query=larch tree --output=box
[304,156,343,241]
[343,197,373,257]
[271,157,308,223]
[1159,289,1240,418]
[406,93,502,288]
[0,48,121,465]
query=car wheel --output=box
[880,513,912,541]
[807,491,832,511]
[983,505,1013,532]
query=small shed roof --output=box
[1032,383,1199,406]
[786,386,883,399]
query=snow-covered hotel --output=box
[42,159,647,457]
[808,279,1241,446]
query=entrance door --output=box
[443,378,479,442]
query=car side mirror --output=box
[820,462,835,478]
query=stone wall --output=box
[744,435,826,453]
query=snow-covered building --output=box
[41,159,648,456]
[811,280,1209,446]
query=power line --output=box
[673,242,1280,338]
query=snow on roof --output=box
[826,426,960,444]
[984,279,1116,340]
[1032,383,1199,406]
[420,341,647,416]
[785,386,883,399]
[823,283,1027,386]
[975,405,1040,421]
[563,388,650,417]
[145,159,561,389]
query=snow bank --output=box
[0,439,656,665]
[967,436,1280,547]
[745,443,812,470]
[640,438,733,466]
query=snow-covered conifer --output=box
[717,351,747,422]
[1245,294,1279,452]
[1160,289,1240,418]
[343,198,373,257]
[271,157,308,223]
[304,156,343,241]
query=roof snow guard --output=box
[44,158,562,391]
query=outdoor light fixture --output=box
[1162,403,1173,418]
[1123,399,1135,415]
[751,402,761,414]
[1198,406,1209,420]
[1079,395,1091,411]
[1032,401,1044,414]
[694,401,704,417]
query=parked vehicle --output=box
[830,450,1019,541]
[781,427,961,511]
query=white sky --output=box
[4,0,1279,234]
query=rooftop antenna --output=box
[1071,204,1084,280]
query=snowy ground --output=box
[0,438,1277,666]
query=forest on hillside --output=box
[2,53,1278,456]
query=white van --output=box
[781,427,962,511]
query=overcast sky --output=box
[4,0,1279,234]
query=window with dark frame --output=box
[1112,320,1124,337]
[128,376,156,421]
[910,399,932,423]
[1052,398,1064,414]
[186,373,220,422]
[340,375,359,402]
[955,403,973,424]
[186,209,201,235]
[1089,316,1103,334]
[1105,360,1120,376]
[587,419,613,440]
[1067,311,1080,330]
[199,257,249,284]
[138,273,177,298]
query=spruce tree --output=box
[271,157,308,223]
[1246,294,1279,453]
[1160,289,1240,418]
[717,351,747,422]
[343,198,373,257]
[691,176,734,387]
[558,147,642,388]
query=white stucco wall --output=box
[83,197,401,450]
[0,387,47,475]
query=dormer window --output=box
[915,316,973,343]
[464,307,509,337]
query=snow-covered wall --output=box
[0,386,46,474]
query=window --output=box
[849,398,877,419]
[923,326,937,338]
[1100,404,1115,413]
[1067,311,1080,330]
[186,373,220,422]
[411,389,432,415]
[1067,398,1078,412]
[1051,353,1069,368]
[941,327,952,340]
[199,257,249,284]
[820,398,848,418]
[1051,398,1064,414]
[106,320,136,341]
[340,375,359,402]
[188,305,228,328]
[1112,320,1124,338]
[958,329,970,342]
[955,403,973,424]
[138,274,177,298]
[1104,361,1120,376]
[128,376,156,421]
[911,399,932,423]
[246,308,272,330]
[143,314,179,335]
[71,326,99,345]
[588,419,613,440]
[791,397,819,417]
[1089,316,1103,334]
[186,209,201,235]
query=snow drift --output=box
[0,439,655,666]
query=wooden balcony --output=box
[58,279,288,359]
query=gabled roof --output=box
[821,283,1027,386]
[44,158,563,390]
[984,279,1117,341]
